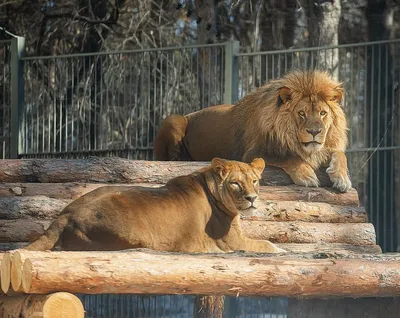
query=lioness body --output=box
[153,70,352,192]
[25,158,284,254]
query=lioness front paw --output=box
[274,246,288,253]
[289,166,319,188]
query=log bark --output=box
[0,196,365,223]
[0,157,336,187]
[0,182,360,207]
[7,250,400,297]
[0,292,84,318]
[0,219,377,245]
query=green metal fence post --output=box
[10,36,25,159]
[224,41,240,104]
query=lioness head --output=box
[210,157,265,216]
[274,70,346,155]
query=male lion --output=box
[24,158,285,254]
[153,70,352,192]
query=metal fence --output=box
[19,43,227,159]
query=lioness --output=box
[24,158,285,254]
[153,70,352,192]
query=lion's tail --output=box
[23,215,69,251]
[153,114,188,160]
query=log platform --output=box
[0,158,395,317]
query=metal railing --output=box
[19,43,226,159]
[0,39,399,253]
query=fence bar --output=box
[224,41,240,104]
[10,36,25,159]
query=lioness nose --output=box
[306,128,322,137]
[245,195,257,203]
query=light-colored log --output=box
[0,292,84,318]
[0,157,339,188]
[11,250,400,297]
[0,182,360,207]
[0,242,382,254]
[0,252,11,294]
[0,219,377,245]
[0,195,366,223]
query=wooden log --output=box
[11,250,400,297]
[0,252,11,293]
[0,242,383,254]
[0,157,337,187]
[0,182,360,207]
[0,196,365,223]
[0,292,84,318]
[240,221,376,245]
[0,219,377,245]
[287,298,400,318]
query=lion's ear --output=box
[211,157,229,179]
[330,86,343,103]
[250,158,265,176]
[277,87,291,107]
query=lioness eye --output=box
[298,111,305,117]
[253,180,258,185]
[231,182,240,188]
[320,111,327,116]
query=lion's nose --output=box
[245,195,258,203]
[306,128,322,137]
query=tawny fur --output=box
[24,158,285,254]
[153,70,352,192]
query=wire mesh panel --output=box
[20,44,225,159]
[77,294,288,318]
[0,40,11,159]
[237,40,400,252]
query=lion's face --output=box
[276,82,343,155]
[293,97,333,153]
[210,157,265,216]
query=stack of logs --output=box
[1,157,400,318]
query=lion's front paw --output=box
[327,166,352,193]
[289,166,319,188]
[274,246,288,253]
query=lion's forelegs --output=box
[326,150,352,192]
[243,238,286,253]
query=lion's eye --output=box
[231,182,240,188]
[253,180,259,185]
[298,111,306,118]
[320,111,327,116]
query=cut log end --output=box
[0,292,84,318]
[22,258,33,294]
[11,251,23,292]
[0,252,11,294]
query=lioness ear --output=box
[277,87,291,107]
[211,157,229,179]
[330,86,343,103]
[250,158,265,176]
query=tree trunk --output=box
[0,158,336,187]
[0,219,377,245]
[0,182,360,206]
[3,250,399,296]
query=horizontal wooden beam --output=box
[0,182,360,207]
[0,219,377,245]
[0,242,383,254]
[0,195,365,223]
[3,250,400,297]
[0,157,339,188]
